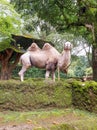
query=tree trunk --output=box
[92,45,97,81]
[0,49,21,80]
[1,61,10,80]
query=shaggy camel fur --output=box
[58,41,72,73]
[18,43,60,81]
[18,42,72,81]
[57,41,72,80]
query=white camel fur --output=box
[58,41,72,79]
[18,42,72,81]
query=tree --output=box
[74,56,90,77]
[10,0,56,40]
[0,0,23,79]
[10,0,97,81]
[0,0,55,80]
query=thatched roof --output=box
[11,34,53,53]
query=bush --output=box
[13,65,67,79]
[12,66,45,78]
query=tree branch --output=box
[85,23,95,42]
[5,49,13,61]
[9,53,21,72]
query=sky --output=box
[72,44,92,56]
[6,0,10,2]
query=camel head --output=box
[42,43,52,50]
[58,41,72,74]
[27,43,40,51]
[64,41,72,50]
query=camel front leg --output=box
[45,70,50,80]
[18,66,27,81]
[51,71,55,82]
[57,66,60,81]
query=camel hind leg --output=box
[45,60,57,82]
[18,66,27,81]
[18,65,30,81]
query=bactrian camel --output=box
[18,42,72,81]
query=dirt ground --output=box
[0,114,78,130]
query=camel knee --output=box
[25,63,31,68]
[18,72,23,77]
[18,71,22,76]
[18,71,24,81]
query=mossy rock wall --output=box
[0,79,72,111]
[72,80,97,113]
[0,79,97,113]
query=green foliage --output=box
[46,32,74,52]
[0,0,22,36]
[70,56,91,78]
[13,65,67,79]
[0,37,11,51]
[13,66,45,78]
[85,67,92,76]
[10,0,95,80]
[0,0,23,51]
[11,0,97,43]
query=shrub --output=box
[13,65,67,79]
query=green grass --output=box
[0,108,97,130]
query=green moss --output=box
[50,123,75,130]
[72,80,97,113]
[0,79,72,111]
[1,79,97,113]
[50,123,97,130]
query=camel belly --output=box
[30,57,47,68]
